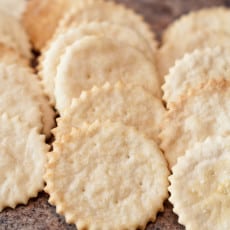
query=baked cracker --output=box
[169,136,230,230]
[0,113,48,211]
[162,46,230,108]
[39,22,154,103]
[160,79,230,168]
[54,82,165,144]
[45,120,169,230]
[55,36,161,114]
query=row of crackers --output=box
[37,2,230,229]
[34,1,169,229]
[1,0,230,229]
[0,0,55,217]
[0,1,168,230]
[160,7,230,230]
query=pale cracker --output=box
[54,82,165,144]
[158,30,230,79]
[0,113,48,211]
[57,1,157,53]
[39,22,155,103]
[55,36,161,114]
[163,7,230,44]
[169,136,230,230]
[45,120,169,230]
[162,46,230,108]
[4,64,55,137]
[0,0,27,20]
[160,79,230,168]
[0,9,31,59]
[0,64,43,131]
[22,0,103,50]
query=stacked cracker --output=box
[22,0,170,229]
[159,8,230,230]
[0,3,55,213]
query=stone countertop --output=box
[0,0,229,229]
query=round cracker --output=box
[0,64,43,131]
[55,36,161,114]
[158,30,230,79]
[169,136,230,230]
[1,63,55,137]
[0,113,48,211]
[162,46,230,108]
[22,0,103,50]
[57,1,157,53]
[160,79,230,168]
[45,120,169,230]
[0,9,31,59]
[54,82,165,143]
[163,7,230,44]
[39,22,155,103]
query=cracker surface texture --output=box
[1,64,55,137]
[22,0,103,50]
[39,22,154,103]
[58,1,157,52]
[0,63,43,131]
[0,44,29,67]
[158,30,230,79]
[162,47,230,108]
[163,7,230,44]
[0,0,27,19]
[0,114,48,211]
[169,136,230,230]
[160,80,230,168]
[0,9,31,59]
[55,82,165,144]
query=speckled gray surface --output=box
[0,0,229,229]
[0,194,181,230]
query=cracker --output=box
[4,64,55,137]
[160,79,230,168]
[0,44,29,67]
[22,0,103,50]
[0,64,43,131]
[55,36,161,113]
[54,82,165,144]
[162,46,230,108]
[0,9,31,59]
[158,30,230,79]
[39,22,155,103]
[0,113,48,211]
[163,7,230,44]
[22,0,68,50]
[169,136,230,230]
[57,1,157,53]
[0,0,27,19]
[45,120,169,230]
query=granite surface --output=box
[0,0,229,229]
